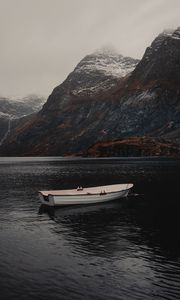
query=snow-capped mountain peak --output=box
[68,49,139,96]
[75,48,138,78]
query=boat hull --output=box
[39,188,131,207]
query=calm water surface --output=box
[0,157,180,300]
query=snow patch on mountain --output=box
[0,95,46,119]
[0,111,11,118]
[75,49,138,78]
[71,49,139,96]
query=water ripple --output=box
[0,157,180,299]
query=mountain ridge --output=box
[0,27,180,156]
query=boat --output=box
[39,183,133,207]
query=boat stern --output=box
[39,192,55,206]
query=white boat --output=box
[39,183,133,207]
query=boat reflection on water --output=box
[38,194,133,219]
[38,197,138,257]
[38,192,180,259]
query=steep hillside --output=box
[114,28,180,144]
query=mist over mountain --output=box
[0,27,180,157]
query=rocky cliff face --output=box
[115,27,180,144]
[0,27,180,156]
[129,28,180,85]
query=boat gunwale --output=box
[39,186,133,198]
[48,188,132,197]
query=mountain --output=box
[0,49,139,155]
[113,27,180,145]
[0,27,180,156]
[0,95,45,118]
[41,48,138,115]
[0,95,45,143]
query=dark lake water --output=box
[0,157,180,300]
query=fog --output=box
[0,0,179,97]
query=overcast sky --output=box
[0,0,179,98]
